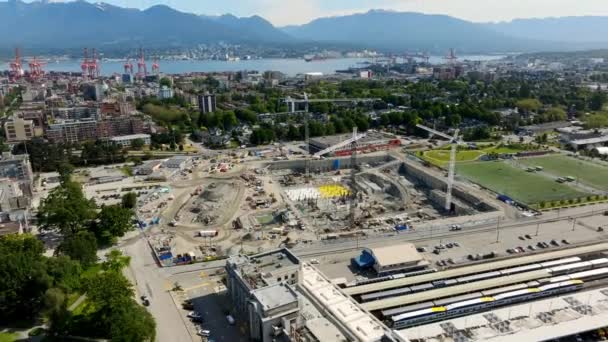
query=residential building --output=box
[97,117,144,139]
[0,153,33,197]
[109,134,151,147]
[46,118,98,144]
[4,117,35,142]
[158,86,174,100]
[198,93,216,114]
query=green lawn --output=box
[423,150,485,167]
[0,332,18,342]
[519,155,608,190]
[458,161,591,205]
[421,144,528,168]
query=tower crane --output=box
[416,124,462,212]
[283,94,380,178]
[9,48,24,80]
[312,130,366,158]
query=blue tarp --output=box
[394,224,409,231]
[333,159,341,170]
[159,252,173,261]
[497,194,514,204]
[352,250,375,269]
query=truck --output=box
[198,230,219,238]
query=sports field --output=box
[421,144,527,167]
[423,149,485,166]
[458,161,591,205]
[519,155,608,190]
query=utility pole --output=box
[572,218,577,232]
[495,217,501,243]
[535,222,540,237]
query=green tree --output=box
[0,235,51,321]
[44,287,70,336]
[102,250,131,272]
[121,192,138,209]
[516,98,542,114]
[92,205,134,245]
[130,138,145,150]
[46,255,83,293]
[85,271,156,341]
[55,231,98,267]
[37,180,97,236]
[159,77,172,88]
[590,90,607,111]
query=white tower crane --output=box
[416,124,461,212]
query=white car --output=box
[309,259,319,264]
[187,311,202,319]
[197,329,211,337]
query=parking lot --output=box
[171,273,248,342]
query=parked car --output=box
[197,329,211,337]
[226,315,235,325]
[188,311,202,319]
[141,295,150,306]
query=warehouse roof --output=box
[361,270,550,312]
[368,243,422,268]
[344,243,608,296]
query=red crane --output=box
[445,48,458,64]
[152,57,160,75]
[9,48,24,80]
[28,56,46,80]
[124,58,134,74]
[88,48,100,79]
[136,48,147,80]
[81,48,90,79]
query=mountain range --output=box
[3,1,608,53]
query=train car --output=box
[391,306,446,323]
[410,283,434,292]
[567,268,608,282]
[499,264,542,275]
[360,286,412,302]
[445,297,494,311]
[434,292,483,307]
[456,271,501,283]
[391,280,584,329]
[539,257,582,268]
[548,258,608,275]
[481,283,530,297]
[381,301,434,317]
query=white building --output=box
[109,134,151,147]
[158,86,174,100]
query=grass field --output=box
[423,150,485,166]
[421,144,529,167]
[0,332,18,342]
[458,161,591,205]
[519,155,608,190]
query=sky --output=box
[31,0,608,26]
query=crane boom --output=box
[416,124,454,141]
[313,133,367,158]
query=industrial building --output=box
[352,243,429,276]
[162,156,192,170]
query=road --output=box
[123,236,194,342]
[162,203,608,277]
